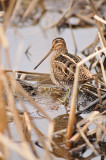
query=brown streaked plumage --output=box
[34,38,94,90]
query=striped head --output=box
[34,37,67,70]
[51,38,67,51]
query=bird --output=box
[34,37,94,101]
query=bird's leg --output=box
[64,89,69,102]
[58,89,69,104]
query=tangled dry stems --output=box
[0,0,106,159]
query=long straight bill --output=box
[34,49,52,70]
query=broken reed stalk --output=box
[66,47,105,148]
[66,65,79,148]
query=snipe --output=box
[34,38,94,92]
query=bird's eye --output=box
[55,40,58,43]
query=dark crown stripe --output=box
[53,37,64,42]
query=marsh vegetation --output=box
[0,0,106,160]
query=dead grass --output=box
[0,0,106,159]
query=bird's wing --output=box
[67,53,82,63]
[52,55,76,83]
[66,53,88,69]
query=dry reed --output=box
[0,0,105,159]
[66,0,106,149]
